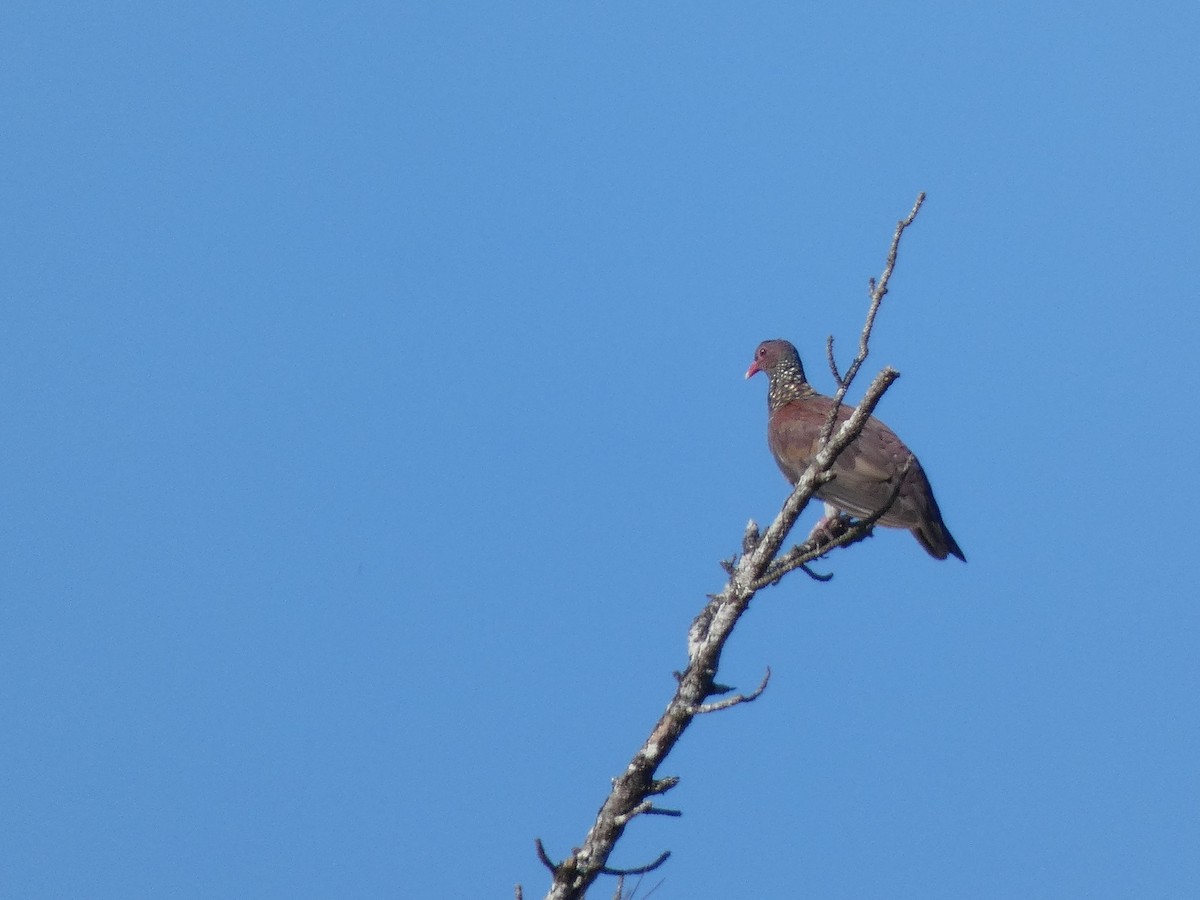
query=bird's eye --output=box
[757,347,766,357]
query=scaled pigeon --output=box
[746,339,965,561]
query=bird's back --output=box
[767,394,965,560]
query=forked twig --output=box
[749,457,914,591]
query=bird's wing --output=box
[770,398,924,527]
[822,422,925,527]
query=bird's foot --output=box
[807,513,854,553]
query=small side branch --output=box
[688,667,771,714]
[599,851,672,877]
[613,801,681,827]
[748,457,913,591]
[535,839,559,875]
[646,776,680,796]
[798,563,834,582]
[826,335,842,384]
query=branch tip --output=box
[647,776,680,795]
[825,334,842,384]
[600,850,672,877]
[800,564,834,582]
[535,838,558,874]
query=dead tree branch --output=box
[820,192,924,447]
[687,667,771,714]
[750,456,914,590]
[538,194,925,900]
[600,852,671,877]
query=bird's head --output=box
[745,339,804,381]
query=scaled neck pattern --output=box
[767,354,814,413]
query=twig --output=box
[825,335,842,383]
[688,667,771,714]
[599,851,672,877]
[820,192,925,448]
[612,801,680,826]
[535,839,559,875]
[847,192,925,392]
[748,457,913,591]
[799,564,833,582]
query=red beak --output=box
[745,360,761,380]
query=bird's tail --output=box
[914,517,966,562]
[912,496,969,561]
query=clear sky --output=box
[3,3,1198,898]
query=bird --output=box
[745,339,965,561]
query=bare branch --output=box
[516,885,524,900]
[825,334,842,383]
[748,457,913,591]
[821,191,925,448]
[538,196,926,900]
[535,839,559,875]
[599,851,672,877]
[847,191,925,390]
[612,801,680,827]
[748,517,866,591]
[688,667,771,714]
[540,367,902,900]
[798,563,834,582]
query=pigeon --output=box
[746,339,965,561]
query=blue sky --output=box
[3,3,1198,898]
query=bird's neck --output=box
[767,361,813,412]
